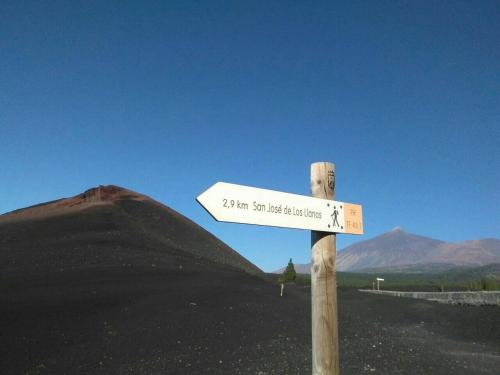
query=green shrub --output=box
[469,278,499,291]
[281,258,297,283]
[481,277,499,291]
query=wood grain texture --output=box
[310,162,339,375]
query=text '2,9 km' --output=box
[196,182,363,234]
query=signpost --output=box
[196,182,363,235]
[196,162,363,375]
[377,277,385,291]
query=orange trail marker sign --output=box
[196,182,363,235]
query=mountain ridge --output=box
[274,228,500,273]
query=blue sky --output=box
[1,1,499,271]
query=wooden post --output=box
[310,162,339,375]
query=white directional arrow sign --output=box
[196,182,363,234]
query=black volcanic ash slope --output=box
[0,185,261,277]
[0,186,315,374]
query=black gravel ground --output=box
[1,265,499,374]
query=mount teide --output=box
[275,227,500,273]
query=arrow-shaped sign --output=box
[196,182,363,234]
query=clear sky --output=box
[1,1,499,271]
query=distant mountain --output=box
[273,227,500,273]
[336,228,446,271]
[0,185,262,275]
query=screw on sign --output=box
[196,162,364,375]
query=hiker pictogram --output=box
[331,206,340,228]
